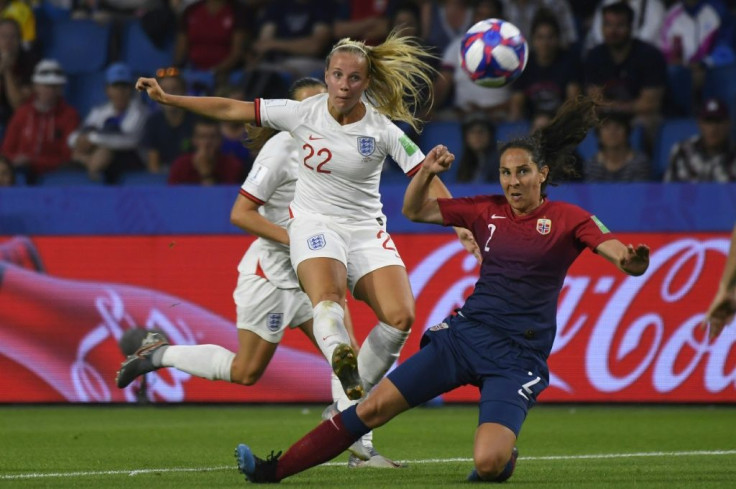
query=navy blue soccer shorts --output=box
[387,314,549,436]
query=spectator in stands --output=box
[584,111,651,181]
[659,0,736,67]
[174,0,249,86]
[664,97,736,182]
[420,0,473,55]
[168,117,244,185]
[215,84,253,169]
[431,0,510,121]
[251,0,334,79]
[500,0,578,48]
[567,0,599,33]
[659,0,736,98]
[391,0,423,39]
[0,0,35,48]
[390,1,439,120]
[455,112,499,182]
[509,9,582,121]
[333,0,393,46]
[583,1,667,150]
[584,0,666,53]
[68,62,150,183]
[0,154,14,185]
[1,59,80,185]
[140,67,195,174]
[0,18,35,131]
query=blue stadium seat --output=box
[496,121,530,144]
[419,121,462,181]
[64,71,107,119]
[702,64,736,105]
[38,170,102,186]
[120,19,175,77]
[119,171,169,186]
[666,65,693,117]
[653,118,698,180]
[43,19,111,74]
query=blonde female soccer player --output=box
[134,31,478,406]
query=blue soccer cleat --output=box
[234,444,281,483]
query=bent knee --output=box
[229,364,265,386]
[385,308,415,332]
[474,451,511,480]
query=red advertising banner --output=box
[0,233,733,403]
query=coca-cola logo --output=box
[408,236,735,400]
[581,238,736,395]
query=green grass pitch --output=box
[2,404,735,488]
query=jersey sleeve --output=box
[386,123,425,176]
[240,134,292,204]
[437,196,487,230]
[254,98,301,132]
[570,206,616,251]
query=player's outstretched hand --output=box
[701,288,736,340]
[135,77,166,104]
[620,244,649,276]
[423,145,455,175]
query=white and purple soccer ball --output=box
[460,18,528,88]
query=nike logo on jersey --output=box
[517,389,529,400]
[309,135,324,140]
[491,214,506,219]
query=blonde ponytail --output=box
[327,30,436,133]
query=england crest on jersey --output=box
[357,136,375,156]
[307,233,326,250]
[536,218,551,235]
[267,313,283,332]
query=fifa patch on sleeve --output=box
[399,134,419,156]
[263,99,288,107]
[591,215,610,234]
[246,164,269,185]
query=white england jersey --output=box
[237,131,300,289]
[255,93,426,222]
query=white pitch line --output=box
[2,450,735,480]
[399,449,736,464]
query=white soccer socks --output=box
[159,345,236,381]
[358,322,409,393]
[312,300,351,363]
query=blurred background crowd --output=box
[1,0,735,186]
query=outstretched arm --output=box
[702,225,736,339]
[136,77,255,123]
[595,239,650,277]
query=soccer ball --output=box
[459,18,528,88]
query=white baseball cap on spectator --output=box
[32,59,67,85]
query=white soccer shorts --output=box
[233,273,313,344]
[287,211,406,293]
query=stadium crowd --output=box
[1,0,736,185]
